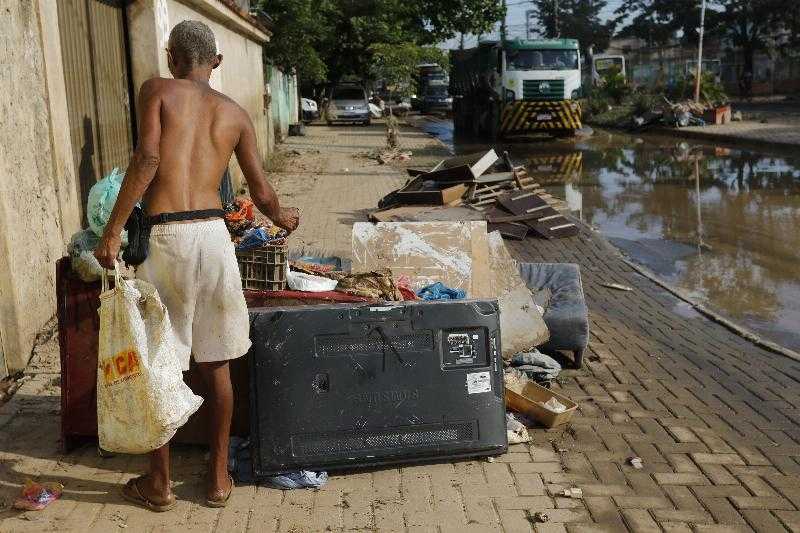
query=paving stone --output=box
[621,509,661,532]
[741,509,790,532]
[730,496,796,511]
[613,496,673,509]
[653,473,711,485]
[690,453,746,465]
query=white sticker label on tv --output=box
[466,371,492,394]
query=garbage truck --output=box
[450,38,583,138]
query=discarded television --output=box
[248,299,507,475]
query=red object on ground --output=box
[12,480,63,511]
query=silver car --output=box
[326,85,371,126]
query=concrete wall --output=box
[127,0,271,190]
[268,66,300,141]
[0,0,82,376]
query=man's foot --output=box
[121,475,176,512]
[206,474,234,508]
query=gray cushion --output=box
[517,263,589,353]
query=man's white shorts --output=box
[137,218,251,371]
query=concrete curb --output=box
[622,257,800,363]
[587,121,800,151]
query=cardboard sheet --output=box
[351,221,491,298]
[487,231,550,358]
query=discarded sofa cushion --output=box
[517,263,589,368]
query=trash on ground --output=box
[12,480,64,511]
[561,487,583,499]
[505,381,577,428]
[628,456,644,469]
[510,350,561,383]
[533,511,550,522]
[506,412,531,444]
[228,437,327,489]
[600,282,633,292]
[488,232,549,358]
[417,282,465,301]
[543,397,567,413]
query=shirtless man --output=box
[94,20,299,510]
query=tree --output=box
[369,44,448,98]
[258,0,504,85]
[614,0,704,46]
[532,0,616,57]
[713,0,791,81]
[259,0,333,84]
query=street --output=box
[2,120,800,532]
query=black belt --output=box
[147,209,226,226]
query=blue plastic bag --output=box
[417,282,466,301]
[87,168,127,244]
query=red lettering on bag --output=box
[114,354,127,376]
[103,348,141,386]
[103,361,114,385]
[127,351,140,375]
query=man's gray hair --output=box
[168,20,217,67]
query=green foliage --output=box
[631,91,658,116]
[258,0,502,85]
[369,44,447,97]
[614,0,704,46]
[599,71,630,104]
[586,96,611,118]
[668,72,728,107]
[259,0,333,83]
[532,0,616,57]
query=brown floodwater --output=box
[416,117,800,351]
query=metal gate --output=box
[57,0,135,220]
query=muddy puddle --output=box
[416,117,800,350]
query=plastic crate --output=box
[236,243,287,291]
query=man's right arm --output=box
[234,112,299,232]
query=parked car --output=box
[326,84,371,125]
[301,97,319,122]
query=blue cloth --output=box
[228,437,327,489]
[416,282,466,301]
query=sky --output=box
[441,0,627,50]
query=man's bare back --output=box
[142,78,241,216]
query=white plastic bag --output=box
[286,267,338,292]
[97,265,202,454]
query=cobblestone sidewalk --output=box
[1,122,799,532]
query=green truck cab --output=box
[450,38,582,139]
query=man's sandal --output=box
[121,476,177,512]
[206,474,234,508]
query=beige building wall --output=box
[127,0,271,190]
[0,0,82,376]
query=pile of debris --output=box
[372,149,578,241]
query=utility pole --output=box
[694,0,707,103]
[525,9,535,40]
[501,0,507,42]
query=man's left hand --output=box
[95,233,122,270]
